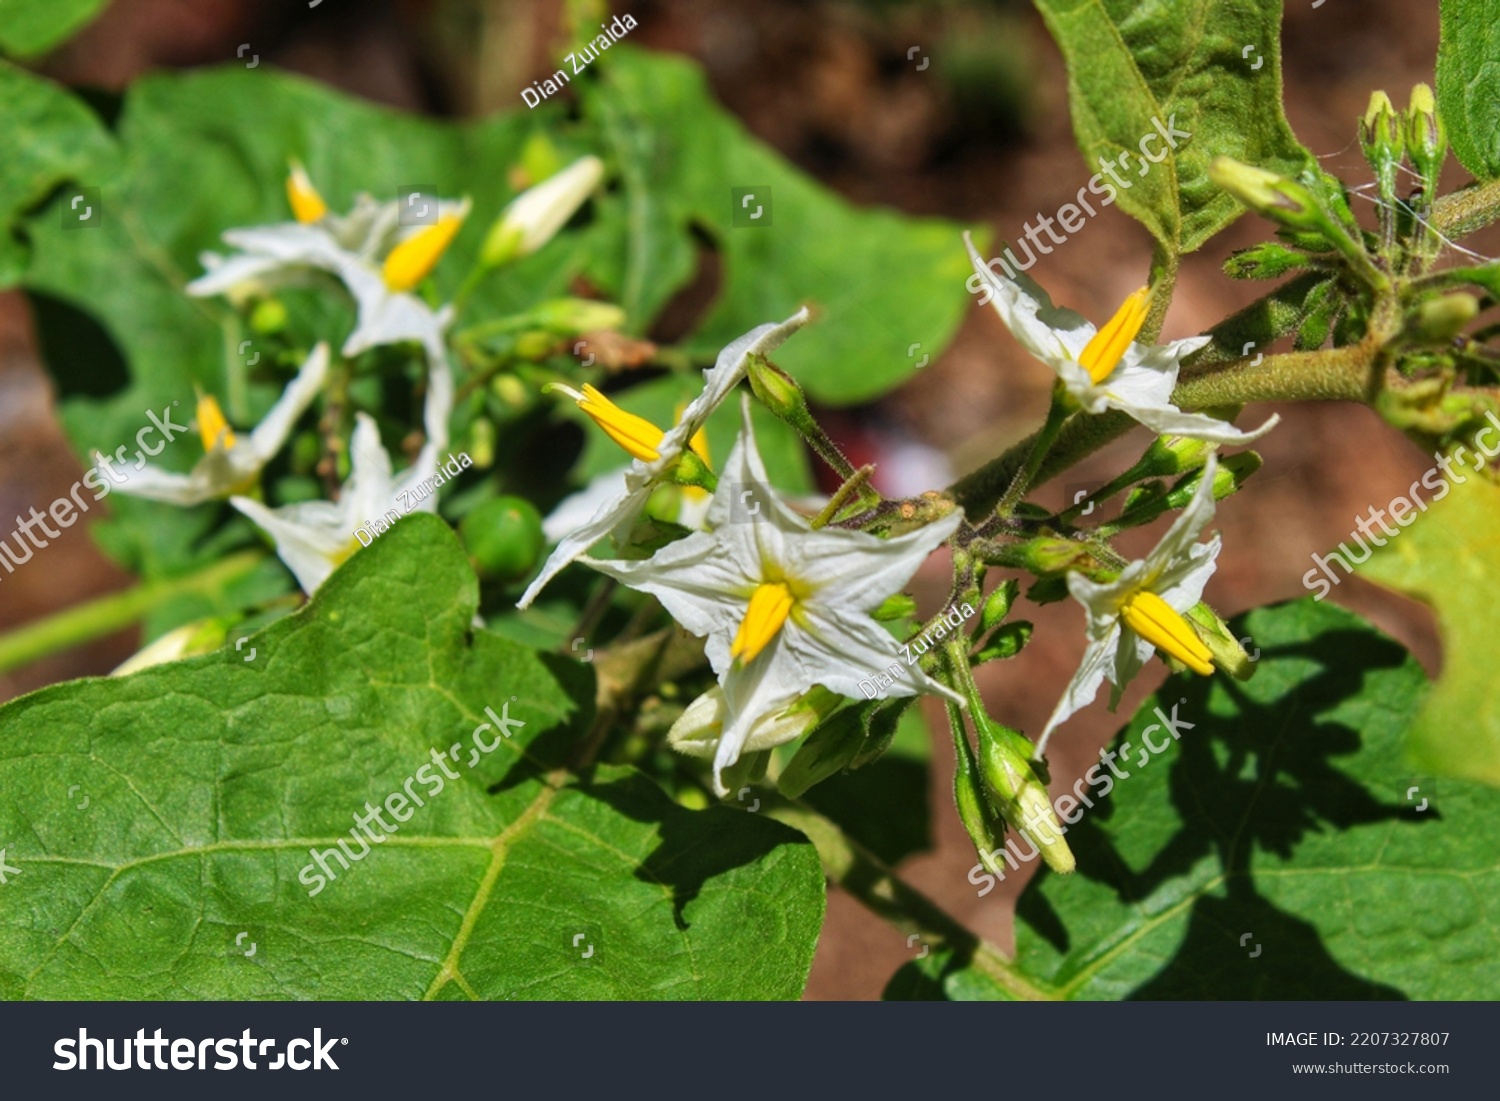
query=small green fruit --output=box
[461,496,545,584]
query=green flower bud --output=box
[1360,89,1405,204]
[978,578,1020,634]
[1414,292,1479,342]
[952,730,1009,877]
[1209,157,1321,227]
[1361,90,1404,163]
[531,297,627,335]
[972,620,1032,665]
[491,374,528,408]
[974,719,1074,875]
[1184,602,1258,681]
[746,353,812,427]
[1140,434,1212,479]
[1223,241,1316,281]
[1019,537,1092,577]
[1406,83,1446,184]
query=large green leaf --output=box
[1361,473,1500,786]
[0,516,826,999]
[0,0,111,58]
[1033,0,1313,256]
[912,600,1497,1000]
[1437,0,1500,180]
[1011,600,1497,999]
[581,47,976,404]
[0,60,114,285]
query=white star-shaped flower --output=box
[229,355,455,594]
[965,233,1277,444]
[187,164,468,362]
[580,396,965,793]
[516,307,810,609]
[98,343,329,506]
[1039,454,1223,753]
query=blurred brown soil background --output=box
[0,0,1473,998]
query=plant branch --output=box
[1432,176,1500,242]
[0,550,267,675]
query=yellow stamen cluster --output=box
[731,582,794,666]
[286,162,328,224]
[382,212,466,292]
[1118,589,1214,676]
[1078,286,1151,384]
[196,393,237,452]
[549,383,666,463]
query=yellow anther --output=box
[731,582,794,666]
[1078,286,1151,384]
[285,161,328,224]
[196,392,237,452]
[1118,589,1214,676]
[382,211,466,292]
[548,383,665,463]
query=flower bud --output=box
[1414,292,1479,342]
[975,719,1074,874]
[111,619,231,676]
[673,685,840,764]
[249,297,288,335]
[977,578,1020,634]
[531,297,627,335]
[481,155,604,269]
[1183,602,1258,681]
[972,620,1032,665]
[1209,157,1320,227]
[1019,536,1092,576]
[745,353,812,426]
[1406,83,1446,184]
[1362,88,1404,167]
[952,731,1009,878]
[1140,434,1212,479]
[1224,241,1313,281]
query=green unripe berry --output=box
[460,496,545,584]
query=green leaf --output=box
[1032,0,1313,257]
[582,47,977,404]
[1437,0,1500,180]
[1361,473,1500,787]
[0,60,114,286]
[1005,599,1499,999]
[0,516,826,999]
[0,0,110,57]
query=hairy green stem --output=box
[0,550,267,675]
[1432,176,1500,242]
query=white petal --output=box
[651,308,811,474]
[792,605,966,707]
[1142,453,1220,578]
[964,232,1091,374]
[542,468,630,544]
[231,494,350,594]
[247,343,330,459]
[711,646,806,794]
[515,485,651,610]
[1037,628,1120,754]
